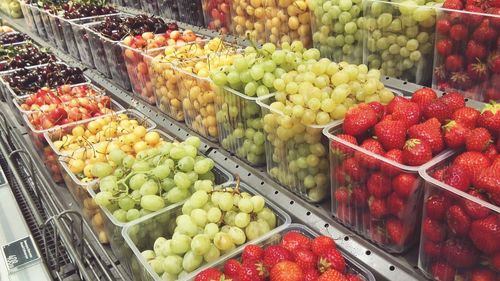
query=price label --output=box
[2,236,40,272]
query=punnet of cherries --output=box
[92,14,173,41]
[434,0,500,101]
[0,32,29,45]
[196,231,366,281]
[0,43,57,71]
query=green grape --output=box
[237,198,253,213]
[190,209,207,227]
[91,162,113,178]
[94,191,113,206]
[182,251,203,273]
[160,240,173,256]
[194,158,214,175]
[257,208,277,228]
[109,149,126,165]
[141,195,165,211]
[190,234,211,256]
[132,161,150,172]
[161,178,176,192]
[163,255,183,274]
[218,192,234,211]
[100,179,117,192]
[204,223,219,239]
[125,208,140,222]
[178,156,195,172]
[245,221,261,240]
[141,250,156,261]
[234,213,250,228]
[250,196,265,212]
[161,272,177,281]
[244,81,258,97]
[207,207,222,223]
[113,209,127,222]
[152,164,171,180]
[140,180,159,196]
[118,197,135,211]
[171,233,191,255]
[193,180,213,192]
[203,244,220,263]
[169,146,187,160]
[174,172,191,189]
[213,232,234,251]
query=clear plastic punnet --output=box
[363,0,436,86]
[432,7,500,102]
[48,11,68,52]
[215,86,267,167]
[44,109,156,156]
[20,1,37,34]
[88,163,234,272]
[417,154,500,281]
[192,224,377,281]
[140,0,159,15]
[123,0,142,10]
[202,0,231,34]
[120,180,291,281]
[157,0,180,20]
[323,123,454,253]
[176,0,205,26]
[29,4,47,38]
[230,0,267,44]
[39,7,56,45]
[258,95,333,203]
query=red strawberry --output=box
[437,39,453,56]
[387,96,409,114]
[440,92,466,112]
[474,164,500,201]
[488,51,500,73]
[465,40,488,61]
[442,238,478,268]
[303,269,320,281]
[484,87,500,102]
[467,268,497,281]
[386,217,406,246]
[443,120,470,149]
[239,260,266,281]
[380,149,404,176]
[484,143,498,162]
[446,205,471,237]
[311,236,336,256]
[431,262,456,281]
[317,269,348,281]
[293,249,317,270]
[462,191,491,219]
[242,245,264,262]
[387,192,405,217]
[367,101,386,120]
[423,218,446,242]
[334,187,350,205]
[473,22,497,43]
[452,106,480,129]
[469,215,500,254]
[281,231,311,252]
[392,101,422,128]
[437,18,452,35]
[423,241,443,258]
[445,55,464,71]
[403,139,433,166]
[331,134,358,156]
[351,186,368,207]
[354,138,385,169]
[195,268,223,281]
[442,165,471,192]
[409,118,445,154]
[423,100,453,123]
[464,6,484,26]
[263,245,292,269]
[467,61,489,81]
[270,261,303,281]
[432,167,447,181]
[374,120,407,151]
[392,173,417,200]
[334,167,347,185]
[224,259,242,278]
[465,127,492,151]
[318,248,346,273]
[346,273,363,281]
[477,101,500,136]
[450,72,473,89]
[426,194,453,221]
[453,151,491,180]
[341,158,367,182]
[443,0,463,9]
[367,173,392,198]
[343,105,378,136]
[368,197,388,219]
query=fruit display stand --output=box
[121,180,291,281]
[432,8,500,102]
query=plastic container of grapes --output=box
[120,180,292,281]
[20,1,37,34]
[88,163,234,270]
[363,0,436,86]
[120,44,166,105]
[309,0,363,63]
[39,8,57,46]
[229,0,266,44]
[201,0,231,34]
[213,86,266,166]
[176,0,205,26]
[30,5,47,39]
[21,100,125,183]
[431,8,500,102]
[44,109,157,156]
[193,224,376,281]
[59,13,119,60]
[323,123,455,253]
[48,12,69,52]
[417,154,500,280]
[157,0,180,20]
[257,95,332,203]
[176,63,220,142]
[11,83,103,125]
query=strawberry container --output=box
[157,0,180,20]
[192,224,376,281]
[363,0,436,86]
[215,86,267,167]
[432,8,500,102]
[309,0,364,64]
[44,109,156,157]
[323,123,454,253]
[39,8,57,46]
[89,163,234,274]
[176,0,205,27]
[257,95,331,203]
[201,0,231,34]
[418,154,500,280]
[120,180,291,280]
[21,99,125,183]
[48,12,69,52]
[230,0,266,44]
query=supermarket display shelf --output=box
[0,13,433,281]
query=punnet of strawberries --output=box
[433,0,500,102]
[419,102,500,281]
[195,230,369,281]
[328,88,489,253]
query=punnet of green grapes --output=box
[92,136,221,223]
[136,177,278,279]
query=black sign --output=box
[2,236,40,271]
